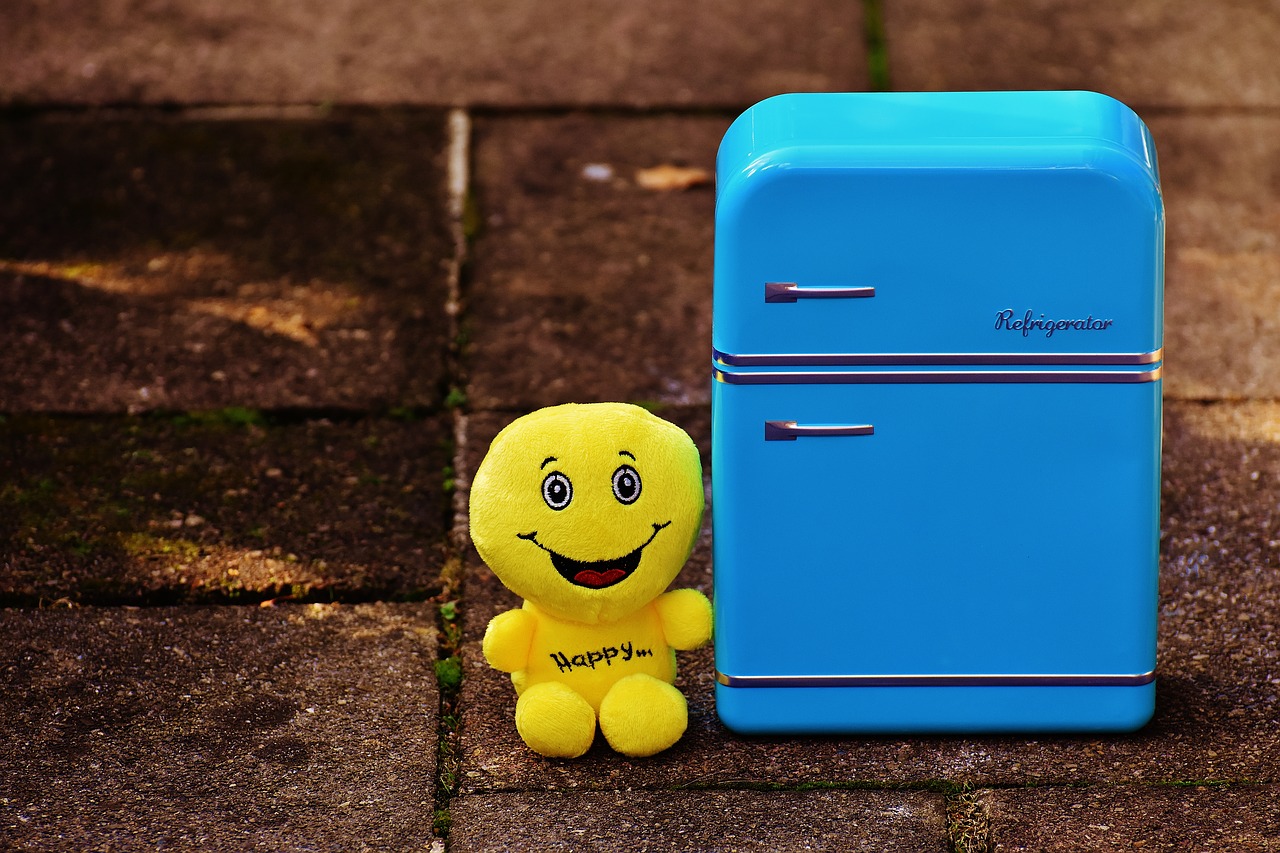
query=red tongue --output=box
[573,568,626,587]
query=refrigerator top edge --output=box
[717,91,1160,191]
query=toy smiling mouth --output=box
[518,522,670,589]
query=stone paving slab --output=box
[980,784,1280,852]
[0,602,439,851]
[455,400,1279,792]
[0,113,451,413]
[1146,114,1280,400]
[1,0,866,108]
[466,115,723,411]
[448,789,949,852]
[1,414,453,604]
[882,0,1280,109]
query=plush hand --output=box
[655,588,713,650]
[482,609,535,673]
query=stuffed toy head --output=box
[470,402,704,625]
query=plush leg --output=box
[598,674,688,757]
[514,681,597,758]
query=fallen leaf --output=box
[635,164,711,191]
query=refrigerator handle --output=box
[764,421,875,441]
[764,282,876,303]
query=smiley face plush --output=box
[470,403,711,758]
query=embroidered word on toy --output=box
[549,641,654,673]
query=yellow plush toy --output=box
[469,403,711,758]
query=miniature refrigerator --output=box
[711,91,1165,733]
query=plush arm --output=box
[654,588,713,651]
[482,608,536,673]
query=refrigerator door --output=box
[713,92,1164,365]
[711,372,1161,732]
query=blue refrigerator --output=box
[711,91,1165,733]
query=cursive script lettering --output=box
[994,308,1113,338]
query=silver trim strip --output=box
[716,670,1157,689]
[714,347,1164,367]
[715,366,1163,385]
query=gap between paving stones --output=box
[430,108,472,850]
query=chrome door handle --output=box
[764,421,875,441]
[764,282,876,303]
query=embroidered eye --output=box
[542,472,572,510]
[611,465,641,504]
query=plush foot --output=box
[514,681,597,758]
[598,673,688,757]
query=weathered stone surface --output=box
[1,0,866,108]
[883,0,1280,109]
[0,114,452,413]
[981,784,1280,852]
[449,789,949,852]
[466,116,723,410]
[456,400,1280,792]
[1154,401,1280,773]
[0,414,453,604]
[0,603,439,851]
[1146,114,1280,400]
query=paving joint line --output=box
[9,101,1280,118]
[0,103,752,122]
[0,405,446,423]
[462,401,714,418]
[1126,104,1280,118]
[1167,395,1280,405]
[861,0,892,92]
[463,103,748,119]
[428,106,474,853]
[946,788,993,853]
